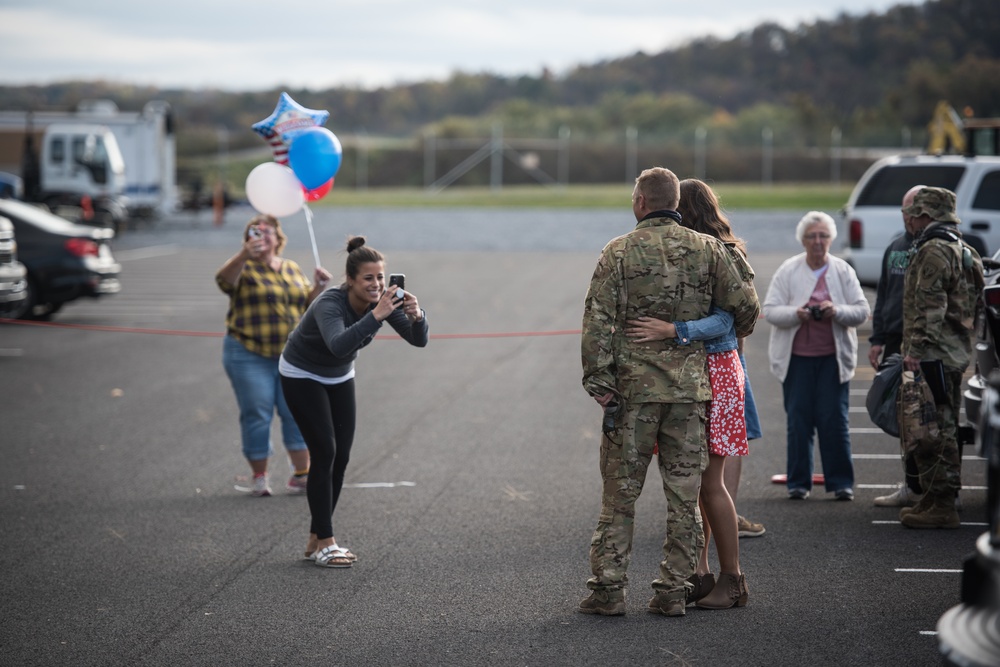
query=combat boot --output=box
[578,590,626,616]
[647,592,687,617]
[900,497,960,529]
[898,493,933,520]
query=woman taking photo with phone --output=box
[216,214,332,497]
[280,236,428,568]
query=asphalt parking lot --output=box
[0,205,987,666]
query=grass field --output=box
[305,182,854,211]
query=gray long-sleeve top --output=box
[281,285,428,378]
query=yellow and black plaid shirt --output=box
[216,258,312,358]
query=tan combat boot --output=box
[578,590,626,615]
[648,592,687,616]
[898,492,933,520]
[900,497,960,529]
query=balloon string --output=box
[303,203,322,268]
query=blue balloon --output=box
[288,127,343,190]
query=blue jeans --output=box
[782,354,854,492]
[222,335,306,462]
[739,353,762,440]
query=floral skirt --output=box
[707,350,748,457]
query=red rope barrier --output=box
[0,318,582,340]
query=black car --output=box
[0,215,28,316]
[940,251,1000,665]
[0,198,121,319]
[963,252,1000,431]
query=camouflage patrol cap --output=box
[902,186,960,224]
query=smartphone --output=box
[388,274,405,291]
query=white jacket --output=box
[763,253,871,383]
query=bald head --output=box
[902,185,923,210]
[901,184,925,235]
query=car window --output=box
[856,165,965,206]
[50,137,65,164]
[72,136,87,163]
[972,170,1000,211]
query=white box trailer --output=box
[0,99,177,217]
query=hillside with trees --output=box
[0,0,996,187]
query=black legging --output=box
[280,376,356,540]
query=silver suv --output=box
[838,154,1000,285]
[0,215,27,317]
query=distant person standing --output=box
[216,214,332,497]
[579,167,760,617]
[869,185,921,508]
[763,211,870,501]
[899,187,983,529]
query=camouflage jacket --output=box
[902,227,984,372]
[581,215,761,403]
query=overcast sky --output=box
[0,0,916,91]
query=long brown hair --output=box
[677,179,746,256]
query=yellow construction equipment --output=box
[927,100,967,155]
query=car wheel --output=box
[27,296,60,321]
[8,277,36,320]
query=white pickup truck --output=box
[838,154,1000,286]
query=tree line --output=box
[0,0,995,186]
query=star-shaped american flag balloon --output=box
[252,92,329,165]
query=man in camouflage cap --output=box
[579,167,760,616]
[899,186,984,528]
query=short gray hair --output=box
[795,211,837,243]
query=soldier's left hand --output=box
[593,392,614,407]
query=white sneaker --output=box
[874,483,920,507]
[251,473,272,497]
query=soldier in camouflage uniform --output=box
[899,186,984,529]
[579,167,760,616]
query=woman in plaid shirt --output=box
[216,214,332,497]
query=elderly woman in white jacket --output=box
[763,211,871,501]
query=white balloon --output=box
[245,162,304,218]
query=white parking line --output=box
[852,453,986,461]
[857,483,986,490]
[895,568,963,573]
[114,244,180,261]
[872,520,988,526]
[343,481,416,488]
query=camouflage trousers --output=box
[902,369,963,501]
[587,401,708,598]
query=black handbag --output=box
[866,353,903,437]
